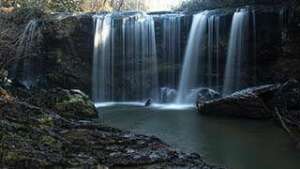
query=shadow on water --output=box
[98,104,300,169]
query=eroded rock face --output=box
[42,14,94,94]
[7,6,300,96]
[255,7,300,84]
[0,88,223,169]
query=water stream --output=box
[223,9,251,96]
[93,12,159,103]
[175,11,209,104]
[16,20,44,89]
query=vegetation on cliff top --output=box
[0,0,148,12]
[177,0,298,12]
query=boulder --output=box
[32,88,98,119]
[145,98,152,107]
[195,88,221,102]
[160,87,177,103]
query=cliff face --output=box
[271,8,300,81]
[5,5,300,94]
[254,7,300,84]
[39,14,94,94]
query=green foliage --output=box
[1,0,81,12]
[177,0,292,12]
[45,0,82,12]
[177,0,254,11]
[1,0,148,12]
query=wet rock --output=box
[0,69,9,85]
[145,98,152,107]
[51,88,97,119]
[181,88,221,104]
[160,87,177,103]
[196,88,221,103]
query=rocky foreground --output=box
[0,86,223,169]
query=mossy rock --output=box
[49,89,97,119]
[17,88,98,120]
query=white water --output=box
[175,11,209,104]
[92,14,112,102]
[95,101,193,110]
[207,15,221,89]
[16,20,43,89]
[92,13,159,103]
[223,9,250,96]
[161,14,183,88]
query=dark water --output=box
[98,104,300,169]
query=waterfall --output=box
[16,20,44,89]
[175,11,209,104]
[223,9,250,96]
[279,7,288,42]
[252,10,257,86]
[207,15,221,90]
[92,14,113,102]
[161,14,183,88]
[93,13,159,103]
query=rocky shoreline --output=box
[0,85,223,169]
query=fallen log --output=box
[197,84,281,119]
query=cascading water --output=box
[92,14,113,102]
[252,10,257,85]
[16,20,44,89]
[223,9,250,96]
[161,14,183,88]
[93,12,159,103]
[175,11,209,104]
[207,15,221,90]
[279,7,289,42]
[152,13,183,103]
